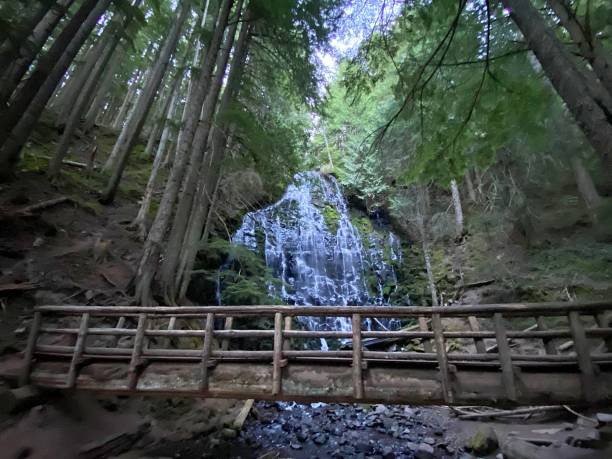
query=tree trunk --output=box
[159,0,245,301]
[547,0,612,98]
[0,0,75,108]
[572,157,602,212]
[99,0,192,205]
[48,3,141,179]
[0,0,113,181]
[464,170,477,202]
[83,45,124,132]
[134,0,233,306]
[417,185,438,307]
[502,0,612,187]
[112,74,140,129]
[132,91,180,237]
[450,179,464,239]
[0,1,53,73]
[173,24,251,302]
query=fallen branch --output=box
[15,197,71,215]
[452,405,564,420]
[0,282,38,293]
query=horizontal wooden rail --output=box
[32,300,612,317]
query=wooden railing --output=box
[17,301,612,406]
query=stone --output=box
[414,442,434,459]
[596,412,612,424]
[466,425,499,455]
[423,436,435,445]
[289,442,302,450]
[313,433,328,445]
[0,386,42,414]
[221,428,237,439]
[381,446,395,459]
[501,437,543,459]
[374,404,387,414]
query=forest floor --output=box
[1,116,612,458]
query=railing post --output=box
[418,316,433,352]
[432,312,453,404]
[569,310,596,402]
[536,316,557,355]
[200,312,215,392]
[272,312,283,395]
[352,314,364,399]
[283,316,292,351]
[493,313,517,401]
[20,311,42,386]
[127,313,147,391]
[468,316,487,354]
[221,317,233,350]
[66,312,90,389]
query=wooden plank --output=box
[200,312,214,392]
[493,313,517,401]
[19,311,42,386]
[127,313,147,390]
[432,313,453,403]
[569,311,596,402]
[468,316,487,354]
[221,317,233,351]
[536,316,557,355]
[232,399,255,429]
[418,316,433,352]
[66,312,90,388]
[272,312,283,395]
[352,314,364,399]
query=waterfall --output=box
[224,171,402,332]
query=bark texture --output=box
[99,0,192,204]
[134,0,233,305]
[0,0,112,181]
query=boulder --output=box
[414,442,434,459]
[466,425,498,455]
[501,438,542,459]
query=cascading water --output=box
[222,171,403,335]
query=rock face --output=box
[228,171,403,331]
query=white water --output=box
[225,172,402,333]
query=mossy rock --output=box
[321,204,341,233]
[466,425,498,455]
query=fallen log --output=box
[232,399,254,430]
[15,197,71,215]
[78,423,149,459]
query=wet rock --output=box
[220,428,237,439]
[296,431,308,442]
[313,433,328,445]
[422,436,435,445]
[596,412,612,424]
[466,425,498,455]
[501,437,543,459]
[289,441,302,450]
[414,442,434,459]
[381,446,395,459]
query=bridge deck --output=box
[9,301,612,406]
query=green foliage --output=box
[198,238,282,306]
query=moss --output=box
[321,204,341,233]
[350,212,374,237]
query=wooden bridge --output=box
[7,301,612,406]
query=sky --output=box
[315,0,402,85]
